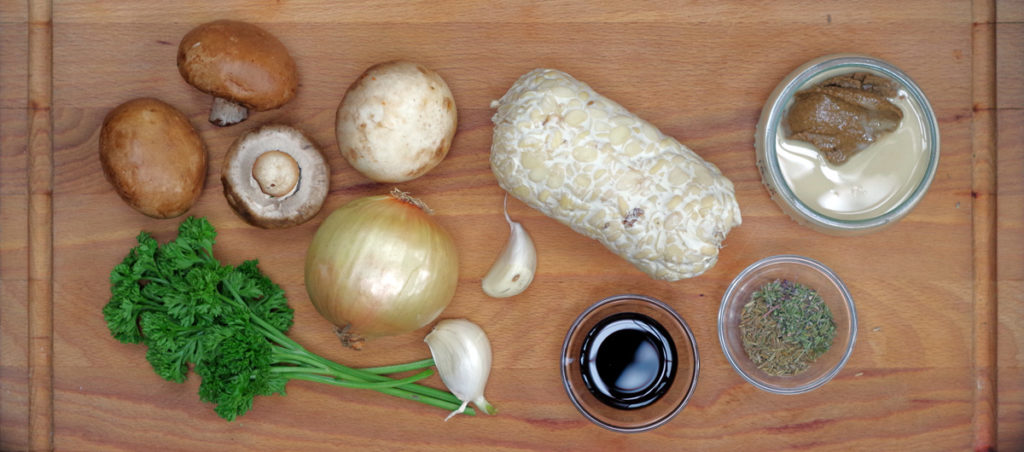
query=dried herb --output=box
[739,279,836,376]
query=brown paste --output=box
[785,72,904,165]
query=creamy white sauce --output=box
[776,90,931,221]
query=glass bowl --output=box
[717,255,856,394]
[561,294,699,433]
[755,54,940,235]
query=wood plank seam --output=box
[971,0,998,451]
[27,0,54,450]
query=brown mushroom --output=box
[222,124,329,228]
[99,97,207,219]
[177,20,298,127]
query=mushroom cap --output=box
[177,20,298,111]
[336,61,458,183]
[222,124,329,228]
[99,97,207,219]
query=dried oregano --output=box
[739,279,836,376]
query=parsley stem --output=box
[270,349,472,414]
[143,276,171,286]
[233,289,468,408]
[220,289,305,352]
[271,347,465,405]
[371,385,471,414]
[272,348,334,372]
[347,370,470,411]
[360,358,436,374]
[271,345,470,412]
[273,368,435,389]
[311,355,464,405]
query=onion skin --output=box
[304,192,459,349]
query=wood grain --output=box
[1,2,31,449]
[1,1,1020,450]
[996,8,1024,451]
[26,0,54,451]
[970,1,997,449]
[996,109,1023,452]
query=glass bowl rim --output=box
[717,254,858,394]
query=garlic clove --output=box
[482,195,537,298]
[424,319,497,420]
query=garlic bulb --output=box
[424,319,497,420]
[482,195,537,297]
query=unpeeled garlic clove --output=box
[424,319,496,420]
[482,195,537,298]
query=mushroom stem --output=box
[209,97,249,127]
[252,150,300,198]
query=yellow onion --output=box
[304,189,459,349]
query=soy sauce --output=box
[579,312,676,409]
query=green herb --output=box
[739,279,836,376]
[103,217,474,421]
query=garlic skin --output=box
[482,196,537,298]
[424,319,497,420]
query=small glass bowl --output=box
[755,54,940,235]
[718,255,856,394]
[561,294,699,433]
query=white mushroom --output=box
[336,61,458,183]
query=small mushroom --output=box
[177,20,298,127]
[99,97,207,219]
[222,124,329,228]
[336,60,458,183]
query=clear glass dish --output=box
[718,255,856,394]
[561,294,699,432]
[755,54,940,235]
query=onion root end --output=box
[334,325,367,351]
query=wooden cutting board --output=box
[2,1,1021,450]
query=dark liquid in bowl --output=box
[580,313,677,409]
